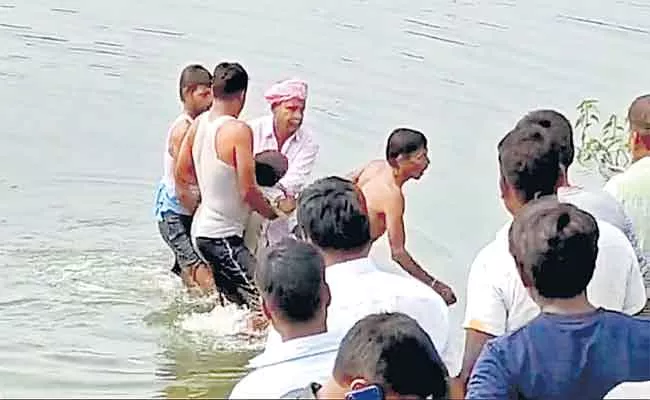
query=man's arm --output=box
[168,119,192,159]
[385,193,457,305]
[174,121,200,213]
[219,121,278,220]
[276,139,319,195]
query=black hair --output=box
[516,109,575,168]
[498,123,561,203]
[255,151,288,187]
[212,62,248,98]
[509,197,599,299]
[333,312,448,399]
[178,64,212,102]
[386,128,428,161]
[297,176,371,250]
[255,238,326,323]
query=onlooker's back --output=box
[467,199,650,400]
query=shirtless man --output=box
[174,62,294,315]
[154,64,216,295]
[350,128,457,305]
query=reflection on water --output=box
[1,0,649,398]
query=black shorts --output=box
[195,235,260,311]
[157,212,202,275]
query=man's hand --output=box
[431,279,457,305]
[276,196,297,214]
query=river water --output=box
[1,0,648,398]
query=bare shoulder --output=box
[219,119,253,140]
[357,160,386,185]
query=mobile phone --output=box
[345,385,383,400]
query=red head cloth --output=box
[264,78,308,108]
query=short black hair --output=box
[255,238,325,323]
[516,109,575,168]
[255,151,288,187]
[509,197,599,299]
[333,312,448,399]
[386,128,427,161]
[179,64,212,102]
[212,62,248,98]
[297,176,371,250]
[498,123,561,203]
[628,94,650,135]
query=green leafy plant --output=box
[575,99,630,179]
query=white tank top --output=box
[191,113,251,239]
[161,113,193,196]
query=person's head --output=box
[321,312,449,400]
[516,109,574,183]
[264,78,308,137]
[297,176,371,257]
[255,238,330,339]
[212,62,249,116]
[508,197,599,305]
[627,94,650,162]
[255,150,289,187]
[386,128,429,181]
[178,64,213,117]
[497,123,561,215]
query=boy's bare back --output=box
[354,160,404,241]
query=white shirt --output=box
[605,381,650,399]
[463,219,646,337]
[265,257,451,365]
[229,331,339,399]
[605,157,650,262]
[248,115,319,245]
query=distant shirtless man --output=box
[350,128,457,305]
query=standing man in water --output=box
[248,78,319,247]
[154,64,216,294]
[349,128,457,305]
[174,62,284,312]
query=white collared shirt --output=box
[463,219,646,337]
[265,257,451,366]
[248,115,319,245]
[229,331,339,399]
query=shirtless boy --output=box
[350,128,457,305]
[154,64,216,295]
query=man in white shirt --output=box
[229,238,339,399]
[605,95,650,281]
[266,176,451,367]
[454,120,646,395]
[248,79,319,247]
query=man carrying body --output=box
[455,122,646,395]
[174,62,287,312]
[154,64,216,294]
[349,128,456,305]
[605,95,650,288]
[248,78,319,247]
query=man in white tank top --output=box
[153,64,216,295]
[175,62,288,315]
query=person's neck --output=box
[538,293,596,315]
[184,105,201,119]
[210,101,239,118]
[273,118,294,149]
[632,149,650,163]
[278,319,327,342]
[391,167,409,187]
[322,246,370,267]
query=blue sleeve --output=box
[466,342,512,400]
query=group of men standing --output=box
[153,61,456,322]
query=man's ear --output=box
[349,378,370,392]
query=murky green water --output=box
[1,0,648,397]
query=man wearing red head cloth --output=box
[248,78,320,247]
